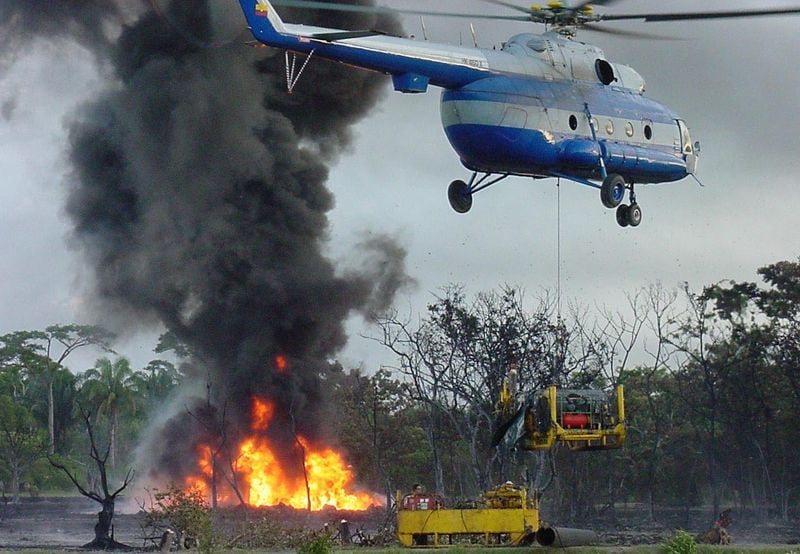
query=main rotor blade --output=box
[477,0,533,15]
[599,6,800,22]
[270,0,530,21]
[572,0,624,10]
[582,22,676,40]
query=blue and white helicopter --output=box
[238,0,800,227]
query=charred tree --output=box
[49,409,133,550]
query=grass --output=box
[1,546,799,554]
[330,547,800,554]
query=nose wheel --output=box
[616,202,642,227]
[603,174,642,228]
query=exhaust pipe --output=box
[535,527,599,547]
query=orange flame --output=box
[275,355,288,374]
[184,396,379,511]
[251,397,274,431]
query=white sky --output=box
[1,0,799,372]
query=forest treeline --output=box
[1,258,798,525]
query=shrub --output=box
[297,533,333,554]
[663,529,697,554]
[142,485,219,553]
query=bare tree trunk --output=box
[289,406,311,511]
[47,378,55,456]
[423,405,445,495]
[10,461,21,504]
[210,451,218,510]
[92,497,116,548]
[49,410,133,550]
[110,411,117,468]
[606,453,618,527]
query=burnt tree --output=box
[49,409,133,550]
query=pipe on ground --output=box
[535,526,599,547]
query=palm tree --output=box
[131,359,182,406]
[80,357,136,468]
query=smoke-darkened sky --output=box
[2,0,799,375]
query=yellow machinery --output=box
[521,385,626,451]
[396,482,539,547]
[396,383,625,547]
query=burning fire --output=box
[186,396,379,511]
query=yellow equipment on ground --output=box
[396,482,539,547]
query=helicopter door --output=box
[677,119,697,174]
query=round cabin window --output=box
[644,124,653,140]
[625,122,634,137]
[605,120,614,135]
[569,114,578,131]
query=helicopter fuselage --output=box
[238,0,698,222]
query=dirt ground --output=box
[587,504,800,548]
[0,496,143,549]
[0,496,393,550]
[1,497,799,551]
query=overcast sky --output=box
[2,0,799,372]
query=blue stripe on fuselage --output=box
[445,124,687,182]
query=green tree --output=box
[2,326,115,456]
[0,394,46,502]
[27,367,79,453]
[131,359,181,407]
[700,259,800,520]
[0,331,46,400]
[329,367,431,505]
[40,325,115,455]
[80,357,137,467]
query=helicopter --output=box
[237,0,800,227]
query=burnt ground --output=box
[0,496,394,551]
[0,496,144,549]
[1,496,799,550]
[567,504,800,547]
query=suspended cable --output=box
[556,178,562,323]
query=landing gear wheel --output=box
[600,174,626,208]
[627,203,642,227]
[616,204,630,227]
[448,179,472,213]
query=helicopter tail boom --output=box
[238,0,492,91]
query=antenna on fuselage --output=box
[469,23,478,47]
[420,16,428,40]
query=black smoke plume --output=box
[3,0,408,488]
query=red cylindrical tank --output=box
[403,495,432,510]
[562,413,590,429]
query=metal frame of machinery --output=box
[524,385,626,451]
